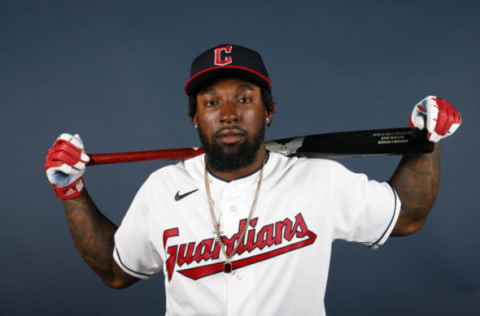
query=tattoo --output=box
[62,190,135,287]
[390,143,440,234]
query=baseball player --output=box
[45,44,461,316]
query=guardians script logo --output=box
[163,213,317,280]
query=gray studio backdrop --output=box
[1,1,479,315]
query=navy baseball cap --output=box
[184,44,271,95]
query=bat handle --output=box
[87,147,205,165]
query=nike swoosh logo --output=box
[174,189,199,201]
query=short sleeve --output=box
[113,179,163,279]
[331,162,401,249]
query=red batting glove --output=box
[409,96,461,143]
[45,133,90,199]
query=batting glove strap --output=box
[53,177,85,200]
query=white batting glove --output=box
[45,133,90,199]
[409,96,461,143]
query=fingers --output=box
[448,120,461,136]
[409,103,427,130]
[434,97,462,133]
[424,97,439,137]
[57,133,83,149]
[45,133,90,188]
[56,133,90,163]
[47,134,90,166]
[47,146,88,168]
[409,96,461,143]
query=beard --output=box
[198,125,265,172]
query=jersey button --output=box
[235,271,243,280]
[230,205,237,212]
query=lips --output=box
[215,128,245,145]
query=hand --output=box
[409,96,461,143]
[45,133,90,199]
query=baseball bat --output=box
[87,127,433,166]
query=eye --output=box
[238,96,252,103]
[205,99,218,107]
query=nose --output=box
[219,101,238,124]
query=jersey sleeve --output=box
[330,161,401,249]
[113,178,163,279]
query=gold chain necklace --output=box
[204,159,265,273]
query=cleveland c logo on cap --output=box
[214,45,232,66]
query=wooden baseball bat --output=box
[87,127,433,166]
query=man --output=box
[45,44,461,315]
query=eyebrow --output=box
[198,88,216,95]
[198,84,254,95]
[236,85,254,92]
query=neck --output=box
[206,146,267,182]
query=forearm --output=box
[62,189,135,288]
[389,143,441,235]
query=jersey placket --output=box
[221,180,257,316]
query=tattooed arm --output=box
[63,189,139,288]
[389,143,441,236]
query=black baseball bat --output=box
[267,127,433,158]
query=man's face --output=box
[193,78,273,172]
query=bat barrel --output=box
[266,128,433,158]
[302,127,433,157]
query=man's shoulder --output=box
[267,152,344,177]
[269,152,342,168]
[146,154,204,183]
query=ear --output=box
[192,114,198,128]
[265,102,275,126]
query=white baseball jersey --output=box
[114,152,400,316]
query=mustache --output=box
[214,126,247,137]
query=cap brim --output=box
[185,66,271,95]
